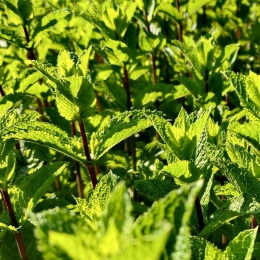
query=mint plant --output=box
[1,0,260,259]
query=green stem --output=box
[0,189,28,260]
[78,120,97,188]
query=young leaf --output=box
[77,46,92,78]
[57,50,76,77]
[100,181,132,235]
[75,172,118,230]
[55,76,96,121]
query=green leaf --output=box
[145,0,156,22]
[33,61,58,87]
[188,0,214,14]
[0,222,17,232]
[230,122,260,157]
[222,71,260,120]
[163,160,201,183]
[245,71,260,111]
[2,152,16,189]
[133,84,190,108]
[190,236,223,260]
[0,220,42,260]
[31,208,83,260]
[133,180,203,259]
[57,50,76,77]
[156,3,181,21]
[90,110,154,160]
[32,9,70,39]
[213,44,240,72]
[0,93,26,118]
[56,76,97,121]
[100,181,132,235]
[0,25,26,47]
[1,119,86,164]
[199,193,260,237]
[145,108,210,160]
[12,162,68,223]
[32,182,171,260]
[77,46,92,78]
[3,0,23,25]
[75,172,118,230]
[134,179,179,201]
[17,0,33,24]
[173,40,204,81]
[211,156,260,202]
[224,227,258,260]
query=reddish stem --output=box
[0,85,6,96]
[152,54,157,85]
[122,66,137,170]
[0,189,28,260]
[78,121,97,188]
[252,215,258,229]
[195,196,205,232]
[71,122,84,197]
[123,66,132,110]
[22,26,36,61]
[175,0,183,42]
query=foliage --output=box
[1,0,260,259]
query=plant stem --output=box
[22,25,36,61]
[175,0,183,42]
[122,65,137,170]
[195,196,204,232]
[252,215,258,229]
[71,122,84,198]
[23,25,45,120]
[0,189,28,260]
[235,0,241,40]
[203,6,207,25]
[152,54,157,85]
[95,91,102,113]
[220,177,227,245]
[123,66,131,111]
[205,68,209,93]
[0,85,6,96]
[78,120,97,188]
